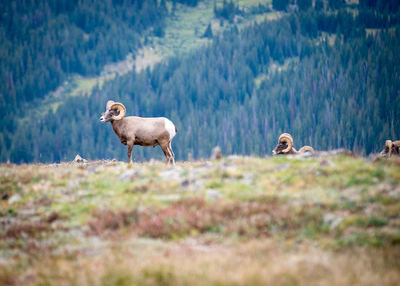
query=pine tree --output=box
[202,23,213,38]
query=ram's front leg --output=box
[127,140,134,164]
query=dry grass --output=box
[2,241,399,286]
[87,196,323,240]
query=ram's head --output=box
[272,133,295,155]
[380,140,400,158]
[100,101,126,122]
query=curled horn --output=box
[106,100,115,110]
[385,140,393,156]
[110,102,126,121]
[298,146,315,153]
[278,133,293,153]
[393,141,400,156]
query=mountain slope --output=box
[2,1,400,163]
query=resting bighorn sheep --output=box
[210,146,222,160]
[272,133,315,155]
[100,101,177,165]
[380,140,400,158]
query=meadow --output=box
[1,154,400,285]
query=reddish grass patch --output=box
[88,198,322,239]
[88,209,138,235]
[2,221,51,239]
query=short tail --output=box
[175,126,178,133]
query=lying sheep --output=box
[380,140,400,158]
[272,133,315,155]
[100,101,177,165]
[210,146,222,160]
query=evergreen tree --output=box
[298,0,312,11]
[202,23,213,38]
[272,0,289,11]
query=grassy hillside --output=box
[1,155,400,285]
[36,0,274,112]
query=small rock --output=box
[67,179,83,189]
[206,189,222,200]
[8,194,21,205]
[180,178,205,192]
[276,163,291,172]
[119,169,140,181]
[159,167,183,181]
[319,159,334,167]
[76,189,91,197]
[180,178,193,188]
[323,213,335,224]
[242,173,254,185]
[88,167,100,174]
[153,194,182,201]
[1,193,10,200]
[295,152,313,158]
[364,203,381,215]
[193,180,205,191]
[37,196,52,206]
[323,213,343,230]
[388,188,400,198]
[220,162,237,172]
[46,212,59,223]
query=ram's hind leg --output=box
[160,143,173,165]
[168,142,175,165]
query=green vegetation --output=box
[3,0,400,163]
[0,0,169,162]
[1,155,400,284]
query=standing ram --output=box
[272,133,315,155]
[100,101,177,165]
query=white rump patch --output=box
[164,118,176,140]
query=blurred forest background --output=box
[1,0,399,163]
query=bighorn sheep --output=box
[210,146,222,160]
[272,133,315,155]
[100,101,177,165]
[380,140,400,158]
